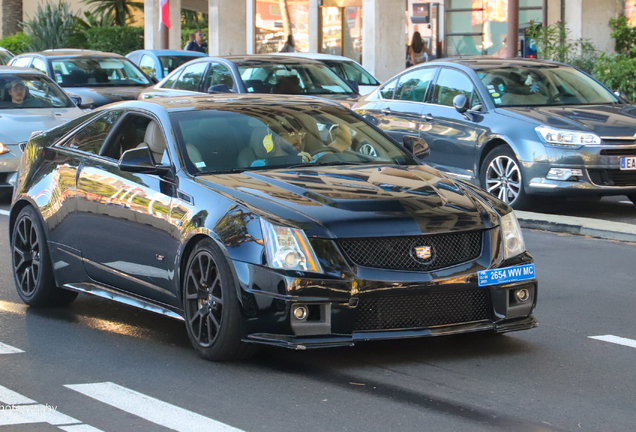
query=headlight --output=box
[0,142,10,155]
[260,219,323,273]
[500,212,526,260]
[535,125,600,148]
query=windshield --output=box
[0,51,13,65]
[51,57,150,87]
[322,60,380,86]
[170,106,416,174]
[237,63,355,95]
[159,56,203,75]
[478,66,618,107]
[0,73,74,109]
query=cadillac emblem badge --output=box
[414,246,432,260]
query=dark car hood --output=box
[197,165,499,238]
[498,104,636,137]
[63,86,149,108]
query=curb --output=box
[516,211,636,243]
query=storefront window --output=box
[445,0,542,57]
[320,6,362,63]
[255,0,309,54]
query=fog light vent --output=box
[515,288,530,302]
[293,305,308,320]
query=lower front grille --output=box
[588,169,636,186]
[354,289,492,332]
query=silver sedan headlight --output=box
[501,212,526,260]
[535,125,600,148]
[260,219,323,273]
[0,142,10,155]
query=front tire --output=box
[182,238,257,361]
[11,206,78,307]
[480,147,532,210]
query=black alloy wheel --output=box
[11,206,78,307]
[480,146,532,210]
[182,238,257,361]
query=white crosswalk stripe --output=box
[0,342,24,355]
[66,382,244,432]
[0,384,104,431]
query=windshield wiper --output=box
[194,168,247,175]
[284,161,369,169]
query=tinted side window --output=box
[62,111,123,154]
[42,112,100,146]
[432,69,474,107]
[139,55,157,78]
[31,58,47,74]
[380,78,397,99]
[13,57,32,68]
[203,63,235,91]
[394,68,436,101]
[173,62,208,91]
[160,69,181,89]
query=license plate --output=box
[620,157,636,170]
[478,264,536,287]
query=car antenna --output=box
[451,38,463,59]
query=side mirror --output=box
[453,94,470,114]
[345,79,360,94]
[208,84,232,94]
[614,90,630,103]
[118,147,172,176]
[69,96,82,106]
[403,135,430,159]
[151,77,159,84]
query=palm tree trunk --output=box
[279,0,291,39]
[2,0,23,37]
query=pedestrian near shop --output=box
[408,32,430,66]
[184,32,195,50]
[280,35,295,53]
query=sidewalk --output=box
[517,211,636,243]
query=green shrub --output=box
[85,26,144,55]
[0,32,31,55]
[525,21,598,74]
[594,54,636,102]
[608,16,636,57]
[22,0,77,51]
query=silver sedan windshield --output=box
[0,73,74,109]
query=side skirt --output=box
[62,282,185,322]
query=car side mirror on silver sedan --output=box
[118,147,172,177]
[403,135,430,160]
[453,94,470,114]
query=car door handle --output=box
[381,108,392,115]
[421,113,434,121]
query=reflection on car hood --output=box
[197,164,498,238]
[0,107,83,144]
[63,85,150,107]
[499,104,636,137]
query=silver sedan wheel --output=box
[485,155,521,204]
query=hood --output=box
[318,93,360,106]
[498,104,636,137]
[0,107,83,144]
[197,165,499,238]
[63,85,150,108]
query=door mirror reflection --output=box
[403,135,430,160]
[119,147,172,176]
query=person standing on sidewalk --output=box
[186,30,208,53]
[280,35,295,53]
[408,32,429,66]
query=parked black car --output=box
[139,55,360,106]
[10,94,537,360]
[10,49,154,110]
[355,58,636,209]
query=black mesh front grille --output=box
[600,148,636,156]
[588,169,636,186]
[337,231,483,271]
[354,289,492,331]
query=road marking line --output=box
[0,385,36,405]
[0,342,24,354]
[619,201,633,205]
[0,209,9,216]
[65,382,244,432]
[59,425,105,432]
[589,335,636,349]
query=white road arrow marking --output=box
[0,342,24,355]
[65,382,244,432]
[589,335,636,349]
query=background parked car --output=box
[275,52,381,95]
[126,49,208,81]
[139,55,359,106]
[355,57,636,209]
[10,49,154,110]
[0,48,14,65]
[0,66,83,201]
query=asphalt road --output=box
[0,210,635,431]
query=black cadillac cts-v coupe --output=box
[10,94,537,360]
